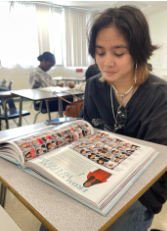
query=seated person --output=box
[68,64,101,118]
[67,63,101,91]
[29,52,72,112]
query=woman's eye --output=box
[97,53,105,56]
[115,53,124,57]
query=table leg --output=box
[45,100,51,120]
[58,99,63,117]
[4,98,9,129]
[0,183,7,208]
[18,97,23,127]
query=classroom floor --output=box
[1,101,167,231]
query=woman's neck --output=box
[38,65,45,72]
[110,71,137,107]
[111,72,134,94]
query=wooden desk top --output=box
[0,123,167,231]
[11,88,84,101]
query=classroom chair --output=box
[0,97,30,129]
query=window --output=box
[0,2,39,68]
[49,8,64,65]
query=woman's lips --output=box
[104,71,116,75]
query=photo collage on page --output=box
[69,132,140,171]
[14,121,92,162]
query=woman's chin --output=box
[104,76,114,84]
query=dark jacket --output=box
[83,73,167,214]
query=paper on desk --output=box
[38,87,70,92]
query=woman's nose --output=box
[104,53,115,66]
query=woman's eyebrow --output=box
[95,45,128,49]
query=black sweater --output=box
[84,73,167,214]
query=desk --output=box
[0,123,166,231]
[53,76,85,86]
[11,88,84,121]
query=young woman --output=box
[29,52,71,112]
[29,52,56,89]
[84,5,167,231]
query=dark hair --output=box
[87,5,158,85]
[25,152,31,158]
[46,142,52,149]
[37,149,42,154]
[37,52,56,64]
[85,63,101,81]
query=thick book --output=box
[0,120,159,215]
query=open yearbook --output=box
[0,120,159,215]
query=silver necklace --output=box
[112,84,134,98]
[110,86,123,131]
[110,86,134,131]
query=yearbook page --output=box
[25,130,158,211]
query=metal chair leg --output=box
[33,111,40,124]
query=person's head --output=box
[116,139,121,143]
[72,134,77,140]
[83,176,102,187]
[79,132,83,137]
[131,145,138,149]
[89,147,94,150]
[87,5,158,86]
[117,146,123,150]
[98,149,106,154]
[32,140,38,145]
[74,146,80,150]
[38,52,56,72]
[37,148,43,154]
[103,147,108,150]
[25,152,31,158]
[98,159,104,164]
[120,154,126,158]
[21,142,30,148]
[83,181,92,187]
[42,137,47,142]
[89,154,96,159]
[80,149,86,154]
[47,142,53,149]
[89,138,95,142]
[85,63,101,81]
[65,137,72,142]
[114,157,120,162]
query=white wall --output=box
[0,66,87,90]
[2,9,167,90]
[147,9,167,78]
